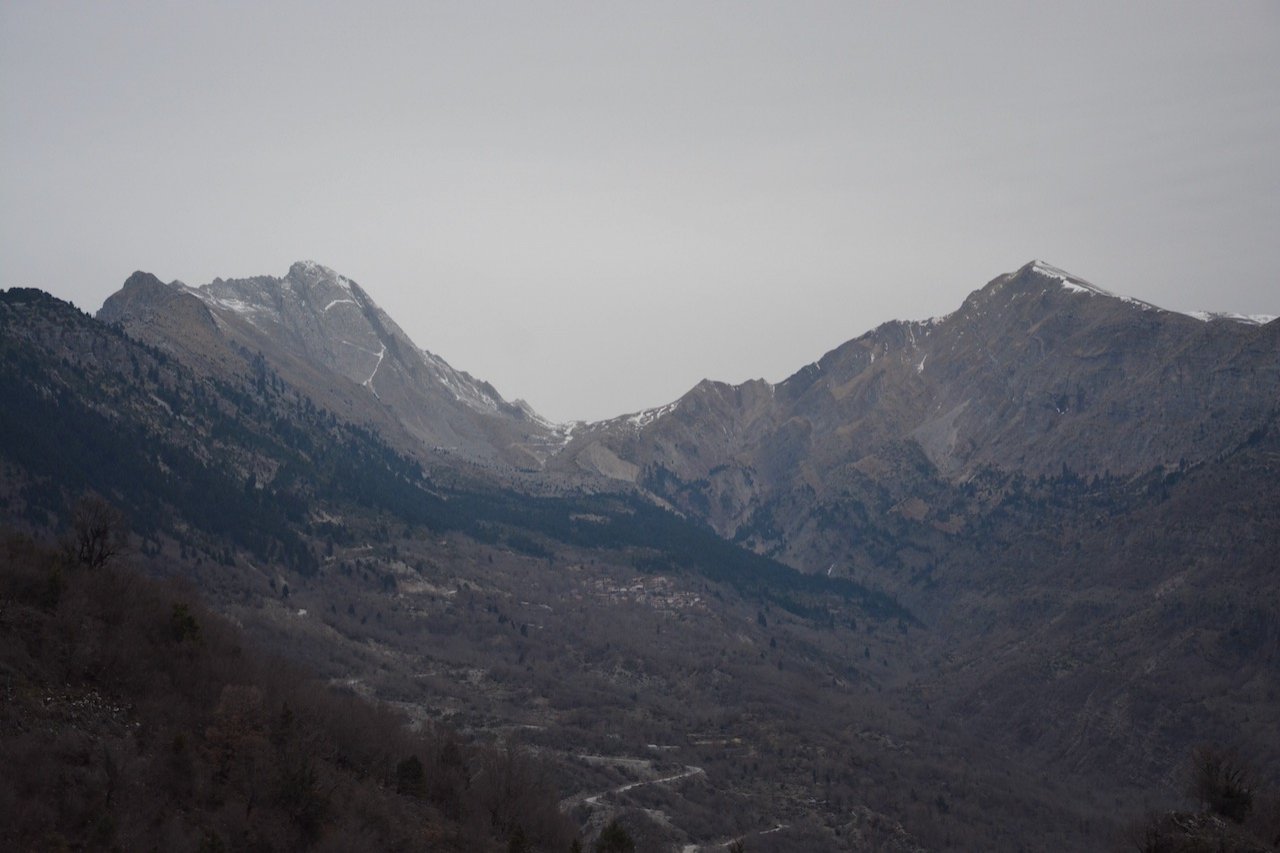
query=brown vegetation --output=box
[1121,746,1280,852]
[0,534,577,852]
[63,493,129,570]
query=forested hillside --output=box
[0,533,576,852]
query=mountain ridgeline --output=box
[2,260,1277,851]
[2,286,890,621]
[98,261,563,468]
[558,261,1279,556]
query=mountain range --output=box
[97,258,1279,482]
[3,259,1277,851]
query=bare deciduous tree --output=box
[67,493,128,569]
[1189,745,1255,823]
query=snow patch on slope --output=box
[1032,261,1110,296]
[421,349,501,413]
[192,286,284,329]
[202,296,267,317]
[627,401,679,429]
[1029,261,1162,311]
[339,340,387,399]
[291,260,354,293]
[1030,261,1273,325]
[364,343,386,397]
[1187,311,1276,326]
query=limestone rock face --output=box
[556,261,1279,552]
[100,261,560,468]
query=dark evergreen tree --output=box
[594,819,635,853]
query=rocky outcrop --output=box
[99,261,561,468]
[556,261,1279,560]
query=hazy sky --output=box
[3,2,1277,422]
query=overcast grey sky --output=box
[3,2,1277,422]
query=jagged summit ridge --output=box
[98,262,560,467]
[1026,259,1109,294]
[1019,259,1272,323]
[198,261,360,327]
[1001,259,1164,312]
[97,258,1274,476]
[289,258,344,280]
[1041,261,1168,313]
[121,269,167,290]
[558,258,1278,493]
[185,262,510,417]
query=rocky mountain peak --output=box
[985,260,1273,327]
[120,270,169,292]
[988,259,1166,315]
[1023,259,1096,289]
[198,261,361,320]
[98,261,559,468]
[99,270,213,333]
[283,260,361,297]
[288,258,337,278]
[561,260,1277,510]
[979,259,1118,304]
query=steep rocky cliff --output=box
[100,261,562,468]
